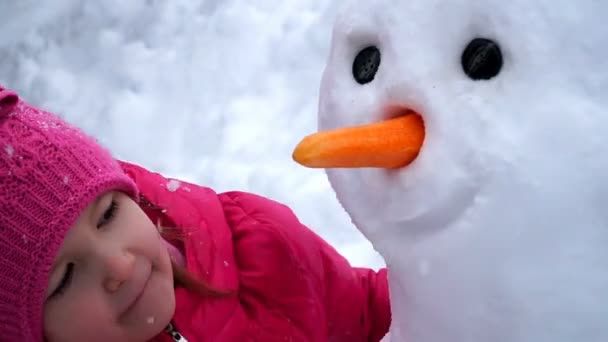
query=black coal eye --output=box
[461,38,503,80]
[352,46,381,84]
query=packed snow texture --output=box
[321,0,608,341]
[0,0,383,268]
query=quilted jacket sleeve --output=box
[220,191,391,342]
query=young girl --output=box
[0,85,391,342]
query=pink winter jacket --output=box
[119,161,391,342]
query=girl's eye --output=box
[51,263,74,299]
[97,200,118,228]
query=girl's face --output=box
[43,191,175,342]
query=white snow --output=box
[4,144,14,157]
[166,179,181,192]
[319,0,608,341]
[0,1,383,270]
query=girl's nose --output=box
[102,250,136,293]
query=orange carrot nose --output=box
[292,113,425,169]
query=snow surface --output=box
[320,0,608,341]
[0,0,384,269]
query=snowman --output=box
[293,0,608,341]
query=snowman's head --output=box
[294,0,608,247]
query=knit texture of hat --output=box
[0,85,138,341]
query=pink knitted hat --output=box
[0,85,138,341]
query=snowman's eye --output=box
[461,38,503,80]
[352,46,381,84]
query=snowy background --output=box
[0,0,384,268]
